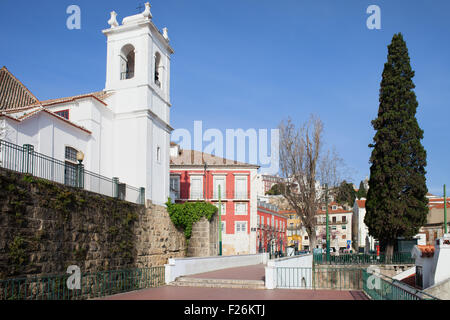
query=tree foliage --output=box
[365,33,428,255]
[336,180,356,206]
[165,199,217,240]
[265,183,283,195]
[356,181,367,199]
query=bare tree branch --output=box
[278,114,345,251]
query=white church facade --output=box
[0,3,173,205]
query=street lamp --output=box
[218,184,222,256]
[76,150,84,189]
[325,183,330,262]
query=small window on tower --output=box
[154,52,161,87]
[120,44,135,80]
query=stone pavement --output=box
[101,264,369,300]
[102,285,368,300]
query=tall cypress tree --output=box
[357,181,367,199]
[365,33,428,259]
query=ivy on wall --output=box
[165,198,217,240]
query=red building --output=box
[170,145,259,256]
[256,201,288,255]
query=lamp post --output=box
[76,151,84,189]
[325,183,330,262]
[444,184,447,234]
[218,184,222,256]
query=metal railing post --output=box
[77,163,84,189]
[113,177,119,198]
[139,187,145,205]
[22,144,34,174]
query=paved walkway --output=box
[187,264,266,281]
[101,264,369,300]
[102,286,368,300]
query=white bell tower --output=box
[102,3,174,205]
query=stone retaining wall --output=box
[0,168,216,279]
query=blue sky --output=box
[1,1,449,195]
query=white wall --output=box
[265,254,313,289]
[165,253,269,284]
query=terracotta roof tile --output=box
[356,199,366,208]
[170,149,259,168]
[1,106,91,134]
[417,245,435,257]
[29,91,113,107]
[0,66,39,110]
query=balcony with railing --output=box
[316,218,348,225]
[200,190,250,201]
[189,189,204,200]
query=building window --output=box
[305,236,309,240]
[120,44,135,80]
[213,176,226,199]
[235,176,248,199]
[332,205,337,210]
[342,216,347,223]
[342,225,347,230]
[190,176,203,200]
[215,202,226,216]
[332,216,337,223]
[154,52,161,87]
[55,109,69,120]
[170,176,180,199]
[235,202,247,215]
[156,146,161,163]
[64,146,79,187]
[236,221,247,233]
[221,221,226,234]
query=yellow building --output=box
[281,210,302,250]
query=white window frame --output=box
[169,175,180,199]
[190,176,203,200]
[234,176,248,199]
[235,202,248,215]
[235,221,247,233]
[221,221,226,234]
[215,202,226,216]
[213,175,226,199]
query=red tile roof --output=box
[356,199,366,208]
[417,245,435,257]
[317,201,352,215]
[1,106,91,134]
[170,149,259,168]
[0,66,39,110]
[24,91,113,108]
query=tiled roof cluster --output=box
[417,245,435,257]
[0,66,38,110]
[170,149,259,168]
[0,66,112,134]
